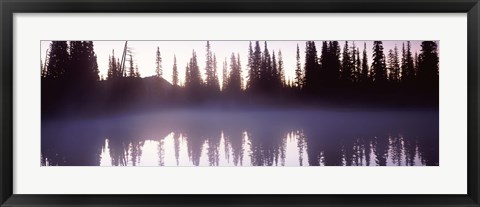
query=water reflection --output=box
[41,110,439,166]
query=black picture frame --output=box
[1,0,479,206]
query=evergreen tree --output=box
[248,41,253,69]
[205,41,216,90]
[371,41,387,83]
[387,49,395,81]
[118,58,125,77]
[329,41,341,82]
[401,41,415,82]
[213,54,220,92]
[69,41,100,82]
[406,41,415,81]
[155,47,162,78]
[84,41,99,81]
[108,55,112,79]
[319,41,341,86]
[304,41,319,92]
[320,41,341,85]
[46,41,69,79]
[185,64,191,87]
[355,47,361,82]
[129,54,135,77]
[295,44,303,88]
[260,41,272,90]
[237,53,243,90]
[135,64,140,77]
[247,41,254,90]
[351,42,357,82]
[222,58,228,91]
[172,55,178,86]
[248,41,262,91]
[107,50,117,80]
[341,41,353,82]
[227,53,242,93]
[67,41,84,81]
[361,42,369,82]
[187,50,202,88]
[271,50,279,89]
[414,51,419,76]
[277,50,285,87]
[67,41,99,82]
[319,41,329,84]
[391,44,401,82]
[92,54,99,81]
[417,41,439,84]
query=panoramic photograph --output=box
[40,40,439,166]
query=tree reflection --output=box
[129,141,145,166]
[418,135,439,166]
[247,127,286,166]
[373,135,389,166]
[352,137,364,166]
[390,135,404,166]
[342,136,355,166]
[403,134,417,166]
[173,132,181,166]
[157,139,165,166]
[206,132,221,166]
[223,129,245,166]
[186,133,206,166]
[222,131,231,164]
[41,110,439,166]
[108,138,129,166]
[296,131,306,166]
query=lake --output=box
[41,109,439,166]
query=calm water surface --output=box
[41,109,439,166]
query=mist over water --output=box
[41,108,438,166]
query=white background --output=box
[13,13,467,194]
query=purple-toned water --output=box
[41,109,438,166]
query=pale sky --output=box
[41,41,426,86]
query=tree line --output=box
[42,41,99,83]
[43,40,438,90]
[41,40,439,116]
[41,114,438,166]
